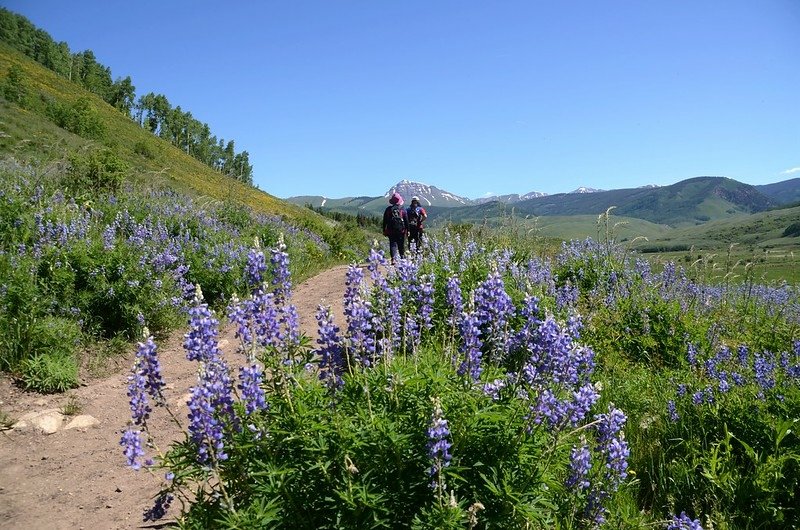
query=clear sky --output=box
[4,1,799,199]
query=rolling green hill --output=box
[0,42,342,243]
[446,176,777,227]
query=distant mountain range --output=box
[287,175,800,229]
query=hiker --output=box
[382,192,408,264]
[406,196,428,252]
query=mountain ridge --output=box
[287,176,798,229]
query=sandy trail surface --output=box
[0,265,351,530]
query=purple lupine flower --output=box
[511,295,542,354]
[404,314,421,354]
[238,364,267,415]
[604,435,630,487]
[565,383,600,426]
[135,336,165,404]
[418,275,435,330]
[367,247,388,284]
[343,266,376,364]
[584,487,608,526]
[143,492,174,522]
[566,441,592,491]
[127,368,151,426]
[120,428,145,470]
[457,311,483,381]
[227,296,253,353]
[594,406,629,490]
[316,305,345,390]
[717,372,730,393]
[252,289,282,350]
[754,353,776,391]
[667,400,679,422]
[446,276,463,328]
[187,381,226,464]
[187,358,238,464]
[482,378,507,400]
[184,302,222,362]
[245,247,267,290]
[427,397,453,490]
[556,281,579,310]
[692,391,704,405]
[280,303,301,350]
[666,512,704,530]
[533,388,568,429]
[474,268,514,360]
[270,239,292,304]
[687,343,698,367]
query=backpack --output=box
[407,206,420,227]
[388,204,405,234]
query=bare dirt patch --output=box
[0,265,351,530]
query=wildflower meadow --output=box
[121,228,799,528]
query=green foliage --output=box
[133,139,157,159]
[0,157,336,389]
[2,63,27,105]
[66,148,127,194]
[48,96,106,139]
[21,351,78,393]
[163,351,602,529]
[783,222,800,238]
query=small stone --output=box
[64,415,100,430]
[17,410,65,434]
[115,487,122,493]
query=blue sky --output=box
[5,1,799,199]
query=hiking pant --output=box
[408,228,423,251]
[387,233,405,263]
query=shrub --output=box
[21,352,79,393]
[47,96,106,139]
[66,148,127,195]
[2,64,28,106]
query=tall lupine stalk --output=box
[343,265,375,368]
[270,235,300,356]
[316,305,345,391]
[183,295,239,465]
[457,310,484,382]
[474,266,514,362]
[120,333,168,471]
[427,397,453,497]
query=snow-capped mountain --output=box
[521,190,548,200]
[473,190,549,205]
[569,187,604,194]
[386,180,471,207]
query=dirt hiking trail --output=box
[0,265,351,530]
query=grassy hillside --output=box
[756,178,800,205]
[446,176,777,228]
[0,42,344,242]
[634,204,800,251]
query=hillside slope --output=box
[0,42,333,237]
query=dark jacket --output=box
[382,204,408,236]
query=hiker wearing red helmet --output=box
[382,192,408,264]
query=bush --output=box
[66,148,127,195]
[48,96,106,139]
[2,64,28,106]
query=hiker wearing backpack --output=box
[406,196,428,252]
[382,192,408,264]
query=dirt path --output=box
[0,265,351,530]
